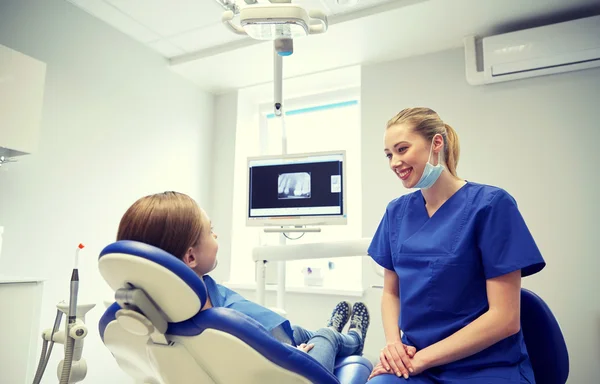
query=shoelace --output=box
[330,311,346,327]
[351,313,365,329]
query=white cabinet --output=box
[0,44,47,157]
[0,279,44,384]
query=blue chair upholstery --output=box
[520,288,569,384]
[98,240,373,384]
[333,356,374,384]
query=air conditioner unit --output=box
[464,15,600,85]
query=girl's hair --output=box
[116,191,203,259]
[386,107,460,177]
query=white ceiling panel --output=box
[294,0,330,13]
[170,0,600,93]
[105,0,224,37]
[169,23,248,53]
[147,39,186,58]
[68,0,160,43]
[324,0,400,15]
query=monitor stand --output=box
[258,225,320,317]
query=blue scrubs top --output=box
[368,182,545,382]
[202,275,295,345]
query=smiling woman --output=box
[367,107,546,384]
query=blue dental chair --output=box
[98,240,373,384]
[520,288,569,384]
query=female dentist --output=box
[367,107,545,383]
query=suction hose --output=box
[32,340,48,384]
[32,308,63,384]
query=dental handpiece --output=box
[68,244,85,323]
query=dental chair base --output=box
[98,241,373,384]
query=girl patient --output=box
[116,191,370,374]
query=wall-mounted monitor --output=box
[246,150,347,227]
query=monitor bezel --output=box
[245,150,347,227]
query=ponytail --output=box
[443,123,460,177]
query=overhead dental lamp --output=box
[221,0,329,117]
[221,2,328,41]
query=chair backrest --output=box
[520,288,569,384]
[98,240,341,384]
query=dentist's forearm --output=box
[417,308,520,369]
[381,290,402,343]
[381,268,402,344]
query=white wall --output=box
[208,91,238,283]
[0,0,214,383]
[361,48,600,384]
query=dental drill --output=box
[32,244,95,384]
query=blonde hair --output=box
[386,107,460,177]
[117,191,204,260]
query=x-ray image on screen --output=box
[247,150,346,225]
[278,172,311,199]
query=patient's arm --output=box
[202,296,213,310]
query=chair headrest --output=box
[98,240,208,323]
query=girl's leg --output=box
[292,300,351,345]
[291,325,315,345]
[305,327,359,373]
[292,301,368,373]
[368,374,437,383]
[304,302,371,373]
[293,326,359,373]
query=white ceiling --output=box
[66,0,600,94]
[66,0,401,57]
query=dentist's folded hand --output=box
[379,341,416,379]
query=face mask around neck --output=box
[413,136,444,190]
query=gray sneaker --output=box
[326,301,352,333]
[348,302,370,348]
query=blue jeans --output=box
[292,325,363,374]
